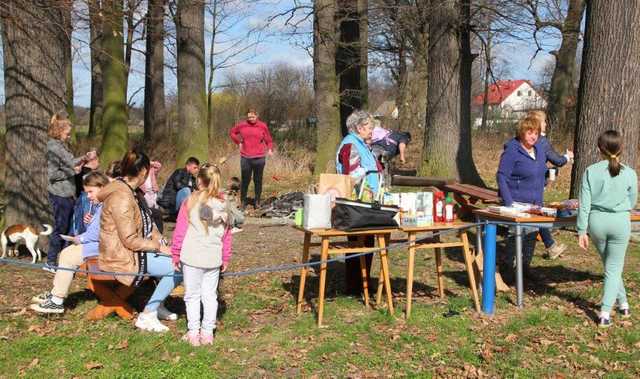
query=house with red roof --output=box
[472,80,546,127]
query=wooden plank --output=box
[391,175,455,187]
[400,221,472,232]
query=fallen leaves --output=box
[84,362,103,370]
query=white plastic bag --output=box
[303,193,332,229]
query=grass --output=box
[2,228,640,377]
[3,129,640,376]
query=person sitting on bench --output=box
[30,172,111,314]
[370,120,411,164]
[98,150,179,332]
[157,157,200,218]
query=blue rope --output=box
[0,223,482,279]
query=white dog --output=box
[1,224,53,263]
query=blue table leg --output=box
[481,223,497,315]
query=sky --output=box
[0,1,562,108]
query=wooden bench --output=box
[79,258,135,320]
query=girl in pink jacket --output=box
[171,164,233,346]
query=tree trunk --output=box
[480,31,491,130]
[144,0,167,142]
[1,0,66,226]
[397,4,428,137]
[313,0,341,175]
[570,0,640,197]
[62,0,75,142]
[336,0,367,137]
[88,0,104,138]
[100,0,129,166]
[175,0,208,165]
[458,0,483,186]
[207,0,219,155]
[124,0,136,95]
[546,0,585,138]
[419,0,461,179]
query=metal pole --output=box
[481,223,497,315]
[515,224,524,308]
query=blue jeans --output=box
[144,253,182,312]
[47,193,75,265]
[176,188,191,212]
[539,228,554,249]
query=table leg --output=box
[377,234,394,315]
[359,255,370,308]
[376,267,384,306]
[435,244,445,299]
[296,232,312,315]
[475,216,483,256]
[317,237,330,327]
[406,232,416,319]
[481,223,497,315]
[461,232,480,312]
[515,224,524,309]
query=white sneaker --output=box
[157,303,178,321]
[135,311,169,333]
[31,291,52,304]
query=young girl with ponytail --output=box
[577,130,638,327]
[171,164,233,346]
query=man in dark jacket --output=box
[158,157,200,215]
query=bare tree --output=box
[369,0,428,134]
[313,0,341,174]
[570,1,640,197]
[1,0,66,226]
[144,0,168,142]
[421,0,482,182]
[175,0,208,164]
[100,0,129,166]
[336,0,368,136]
[88,0,104,138]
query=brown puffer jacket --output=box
[97,180,162,286]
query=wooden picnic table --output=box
[294,221,483,325]
[473,209,640,314]
[398,221,481,318]
[293,226,396,327]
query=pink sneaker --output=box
[181,330,200,346]
[200,331,214,345]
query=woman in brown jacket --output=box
[98,150,180,332]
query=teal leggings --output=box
[588,211,630,313]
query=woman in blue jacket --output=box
[496,116,556,282]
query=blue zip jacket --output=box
[77,204,102,259]
[497,138,549,206]
[537,135,568,167]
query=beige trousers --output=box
[51,244,84,298]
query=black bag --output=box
[332,198,399,231]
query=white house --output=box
[472,80,546,127]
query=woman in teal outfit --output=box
[577,130,638,327]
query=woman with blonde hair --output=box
[526,110,574,259]
[171,163,233,346]
[45,113,96,272]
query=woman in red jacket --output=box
[229,109,273,209]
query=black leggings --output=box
[240,156,266,205]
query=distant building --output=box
[472,79,546,127]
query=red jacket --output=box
[229,120,273,158]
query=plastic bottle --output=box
[444,193,454,223]
[434,191,445,222]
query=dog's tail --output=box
[40,224,53,236]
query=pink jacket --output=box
[171,201,233,267]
